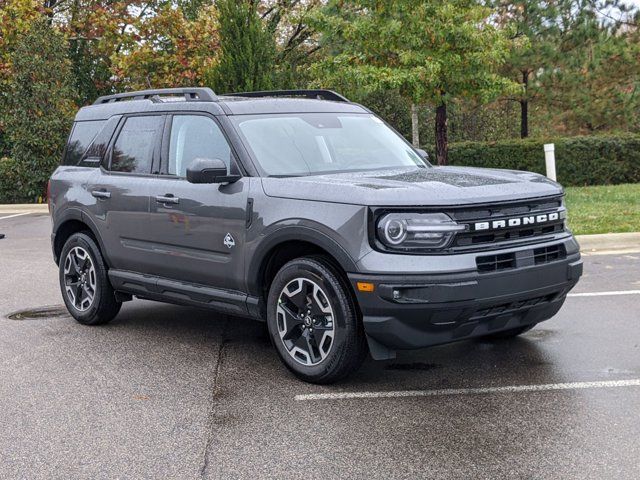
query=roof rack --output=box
[224,89,350,103]
[93,87,217,105]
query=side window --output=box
[111,116,163,173]
[168,115,231,177]
[63,121,105,166]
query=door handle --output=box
[155,194,180,205]
[91,190,111,199]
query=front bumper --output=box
[348,248,582,359]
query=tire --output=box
[266,256,368,384]
[482,324,535,341]
[59,232,121,325]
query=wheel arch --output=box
[53,209,109,266]
[247,227,358,299]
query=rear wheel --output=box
[59,232,121,325]
[266,257,367,384]
[482,324,535,340]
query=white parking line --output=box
[568,290,640,297]
[295,379,640,401]
[0,212,31,220]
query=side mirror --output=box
[415,148,429,161]
[186,158,239,184]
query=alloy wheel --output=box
[63,246,97,312]
[276,278,335,366]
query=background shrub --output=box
[0,19,75,204]
[425,135,640,187]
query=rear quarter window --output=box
[63,120,105,166]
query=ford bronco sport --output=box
[49,88,583,383]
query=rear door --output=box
[86,114,164,273]
[146,113,249,291]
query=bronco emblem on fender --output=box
[224,233,236,249]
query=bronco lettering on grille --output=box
[473,212,560,231]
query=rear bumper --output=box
[348,251,582,358]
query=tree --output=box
[494,0,640,137]
[111,5,221,89]
[3,18,76,201]
[311,0,515,164]
[541,2,640,133]
[259,0,324,88]
[0,0,44,155]
[207,0,277,93]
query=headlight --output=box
[376,213,465,250]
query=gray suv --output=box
[49,88,583,383]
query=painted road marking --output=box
[568,290,640,297]
[0,212,31,220]
[295,379,640,401]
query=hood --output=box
[260,166,563,206]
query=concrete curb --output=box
[0,204,49,214]
[577,232,640,255]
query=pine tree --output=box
[207,0,276,93]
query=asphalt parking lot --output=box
[1,212,639,479]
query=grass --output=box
[564,183,640,235]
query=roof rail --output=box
[224,89,350,103]
[93,87,217,105]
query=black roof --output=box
[76,88,369,121]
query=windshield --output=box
[231,113,429,176]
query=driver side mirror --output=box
[416,148,429,161]
[186,158,239,184]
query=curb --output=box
[0,204,49,214]
[577,232,640,255]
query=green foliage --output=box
[426,135,640,186]
[312,0,515,103]
[0,18,76,203]
[311,0,518,162]
[0,156,33,203]
[207,0,277,93]
[492,0,640,137]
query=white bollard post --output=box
[543,143,556,181]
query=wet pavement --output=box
[1,213,639,479]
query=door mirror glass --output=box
[186,158,237,184]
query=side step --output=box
[108,269,261,319]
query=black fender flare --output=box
[246,225,358,296]
[52,207,111,266]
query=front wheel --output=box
[59,232,121,325]
[266,257,367,384]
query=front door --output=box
[147,113,248,292]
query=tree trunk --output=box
[435,101,448,166]
[411,103,420,147]
[520,70,529,139]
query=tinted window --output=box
[63,121,105,166]
[168,115,231,176]
[111,116,163,173]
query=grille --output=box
[448,196,565,250]
[476,253,516,273]
[476,243,567,273]
[471,293,558,319]
[533,244,566,264]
